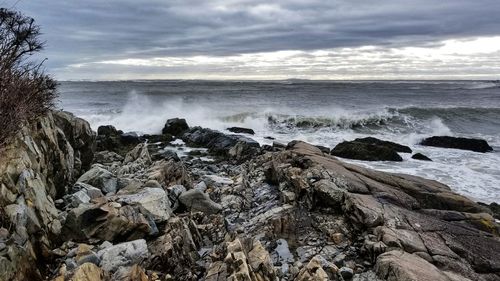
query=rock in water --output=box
[353,137,412,153]
[162,118,189,136]
[420,136,493,152]
[331,140,403,161]
[227,127,255,135]
[411,153,432,161]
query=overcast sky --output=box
[9,0,500,80]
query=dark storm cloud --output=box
[8,0,500,78]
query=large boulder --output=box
[178,189,222,214]
[77,165,118,194]
[162,118,189,136]
[96,125,141,155]
[353,137,412,153]
[331,140,403,161]
[97,239,149,273]
[420,136,493,153]
[182,126,260,157]
[115,187,172,223]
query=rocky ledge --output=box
[0,112,499,281]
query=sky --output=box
[8,0,500,80]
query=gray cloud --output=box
[9,0,500,79]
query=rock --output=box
[147,159,193,188]
[205,238,276,281]
[296,255,335,281]
[167,184,187,211]
[420,136,493,153]
[375,251,451,281]
[115,187,172,223]
[182,126,259,157]
[53,110,96,173]
[77,165,118,194]
[179,189,222,214]
[98,239,149,273]
[162,118,189,136]
[112,264,149,281]
[63,190,91,209]
[478,202,500,220]
[97,125,121,136]
[331,140,403,161]
[94,151,124,164]
[353,137,412,153]
[63,203,156,241]
[71,262,104,281]
[69,182,105,200]
[120,132,141,146]
[227,127,255,135]
[0,111,94,280]
[340,267,354,280]
[412,153,432,161]
[146,217,201,277]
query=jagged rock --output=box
[71,262,104,281]
[296,255,336,281]
[115,187,172,223]
[69,182,105,200]
[63,202,156,242]
[146,217,201,278]
[98,125,121,136]
[167,184,187,211]
[0,111,94,281]
[53,110,96,173]
[162,118,189,136]
[148,159,193,188]
[182,126,259,157]
[179,189,222,214]
[94,150,124,164]
[205,238,276,281]
[420,136,493,153]
[331,140,403,161]
[118,143,152,176]
[77,165,118,194]
[412,153,432,161]
[227,127,255,135]
[98,239,149,273]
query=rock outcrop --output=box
[331,138,405,161]
[0,111,95,280]
[421,136,493,153]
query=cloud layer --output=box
[12,0,500,80]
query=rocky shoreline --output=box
[0,111,499,281]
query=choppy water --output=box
[58,80,500,203]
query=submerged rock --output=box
[411,153,432,161]
[420,136,493,153]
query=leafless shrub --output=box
[0,8,57,149]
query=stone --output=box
[353,137,412,153]
[340,267,354,280]
[167,184,187,211]
[98,239,149,273]
[420,136,493,153]
[71,263,104,281]
[77,165,118,194]
[97,125,120,136]
[112,264,149,281]
[331,140,403,161]
[375,251,451,281]
[227,127,255,135]
[162,118,189,136]
[179,189,222,214]
[412,153,432,161]
[115,187,172,222]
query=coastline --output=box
[0,110,499,280]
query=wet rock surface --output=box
[421,136,493,153]
[1,113,499,281]
[331,138,404,161]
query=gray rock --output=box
[98,239,149,272]
[77,165,117,194]
[179,189,222,214]
[116,187,172,223]
[340,266,354,280]
[167,184,187,211]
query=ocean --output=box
[58,80,500,203]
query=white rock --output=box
[116,188,171,222]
